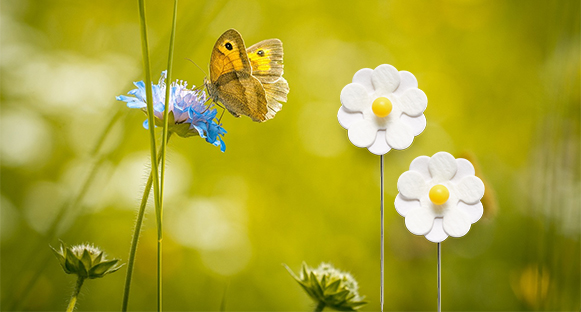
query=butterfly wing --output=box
[214,71,269,122]
[246,39,284,83]
[247,39,289,120]
[206,29,270,122]
[208,29,251,83]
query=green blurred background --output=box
[1,0,579,310]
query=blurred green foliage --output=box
[1,0,579,311]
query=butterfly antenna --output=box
[185,58,208,77]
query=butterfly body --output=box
[204,29,289,122]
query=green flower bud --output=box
[286,262,367,311]
[51,241,123,279]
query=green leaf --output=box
[332,289,350,302]
[325,279,342,293]
[301,263,310,282]
[94,251,103,264]
[81,249,93,270]
[310,272,325,299]
[64,247,79,274]
[89,259,119,278]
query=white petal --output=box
[455,176,485,204]
[394,193,421,217]
[367,130,391,155]
[398,88,427,117]
[393,71,418,96]
[340,84,369,113]
[397,171,428,200]
[451,158,475,183]
[337,106,363,129]
[385,119,414,150]
[458,201,484,223]
[428,152,457,182]
[371,64,400,95]
[409,156,431,180]
[442,207,471,237]
[425,218,448,243]
[347,119,377,148]
[400,114,426,136]
[405,207,436,236]
[352,68,374,93]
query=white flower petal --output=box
[393,71,418,95]
[405,207,436,235]
[385,119,414,150]
[398,88,427,117]
[442,207,471,237]
[409,156,431,180]
[397,171,428,200]
[371,64,400,95]
[337,106,363,129]
[367,130,391,155]
[429,152,457,182]
[425,218,448,243]
[458,201,484,223]
[451,158,476,183]
[340,84,369,113]
[347,119,377,147]
[400,114,426,136]
[394,193,421,217]
[352,68,374,93]
[455,176,485,204]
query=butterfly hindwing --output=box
[246,39,284,84]
[214,71,268,122]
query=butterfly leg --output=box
[202,98,227,123]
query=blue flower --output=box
[116,71,226,152]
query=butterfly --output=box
[204,29,289,122]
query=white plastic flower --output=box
[395,152,485,243]
[338,64,427,155]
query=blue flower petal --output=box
[117,71,227,152]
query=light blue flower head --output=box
[116,71,226,152]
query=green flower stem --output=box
[314,301,325,312]
[66,277,85,312]
[157,1,178,311]
[137,1,162,311]
[122,134,172,312]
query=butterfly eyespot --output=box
[225,42,233,50]
[257,50,265,56]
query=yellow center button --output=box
[429,184,449,205]
[372,97,392,118]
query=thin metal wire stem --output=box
[438,242,441,312]
[380,155,384,312]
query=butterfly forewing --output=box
[209,29,252,83]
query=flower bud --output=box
[51,241,123,279]
[286,262,367,311]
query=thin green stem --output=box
[157,2,178,311]
[137,1,162,310]
[136,0,161,255]
[314,301,325,312]
[121,135,172,312]
[66,277,85,312]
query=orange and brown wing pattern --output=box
[209,29,252,83]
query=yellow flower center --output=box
[371,97,392,118]
[429,184,449,205]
